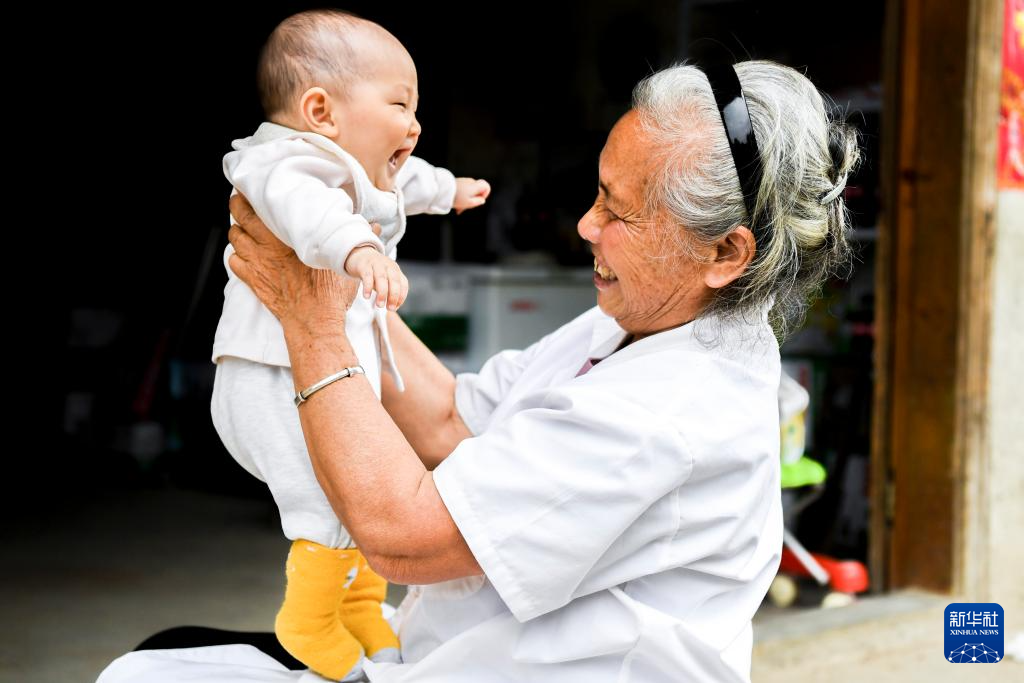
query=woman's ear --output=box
[298,87,340,138]
[703,226,756,289]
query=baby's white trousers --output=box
[210,355,357,548]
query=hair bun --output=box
[826,119,861,182]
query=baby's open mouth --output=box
[388,147,413,172]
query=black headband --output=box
[702,65,764,235]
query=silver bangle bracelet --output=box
[294,365,365,407]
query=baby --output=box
[210,10,489,681]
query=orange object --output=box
[998,0,1024,188]
[779,546,870,594]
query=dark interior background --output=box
[24,1,884,564]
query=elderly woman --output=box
[99,60,856,683]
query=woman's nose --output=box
[577,207,601,243]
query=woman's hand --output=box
[227,192,359,334]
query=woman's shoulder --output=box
[562,315,782,452]
[499,305,781,427]
[576,312,780,396]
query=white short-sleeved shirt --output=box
[97,305,783,683]
[368,305,783,682]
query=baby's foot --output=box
[337,552,402,663]
[275,540,368,680]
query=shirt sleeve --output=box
[397,156,457,215]
[453,350,529,436]
[224,138,386,274]
[453,331,556,436]
[433,382,694,623]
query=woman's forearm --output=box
[282,322,481,580]
[380,311,472,469]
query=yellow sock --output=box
[337,551,401,662]
[275,539,365,681]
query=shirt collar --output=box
[239,122,358,164]
[586,311,631,360]
[248,121,299,145]
[584,304,778,375]
[585,308,699,361]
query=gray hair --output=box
[632,60,859,340]
[257,9,385,119]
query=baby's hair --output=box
[257,9,378,119]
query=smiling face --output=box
[577,110,713,339]
[331,41,421,191]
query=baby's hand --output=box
[343,245,409,311]
[453,178,491,215]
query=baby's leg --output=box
[210,357,368,680]
[211,356,351,546]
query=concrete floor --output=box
[3,488,1021,682]
[753,591,1024,682]
[1,489,292,682]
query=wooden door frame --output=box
[871,0,1003,594]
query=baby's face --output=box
[333,47,420,191]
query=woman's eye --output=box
[594,199,615,220]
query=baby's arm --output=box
[224,138,385,274]
[396,156,457,215]
[398,156,490,216]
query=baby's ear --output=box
[298,87,339,138]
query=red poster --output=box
[998,0,1024,188]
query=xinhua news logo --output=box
[945,603,1004,663]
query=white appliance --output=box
[465,266,596,371]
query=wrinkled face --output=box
[333,45,421,191]
[577,110,710,338]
